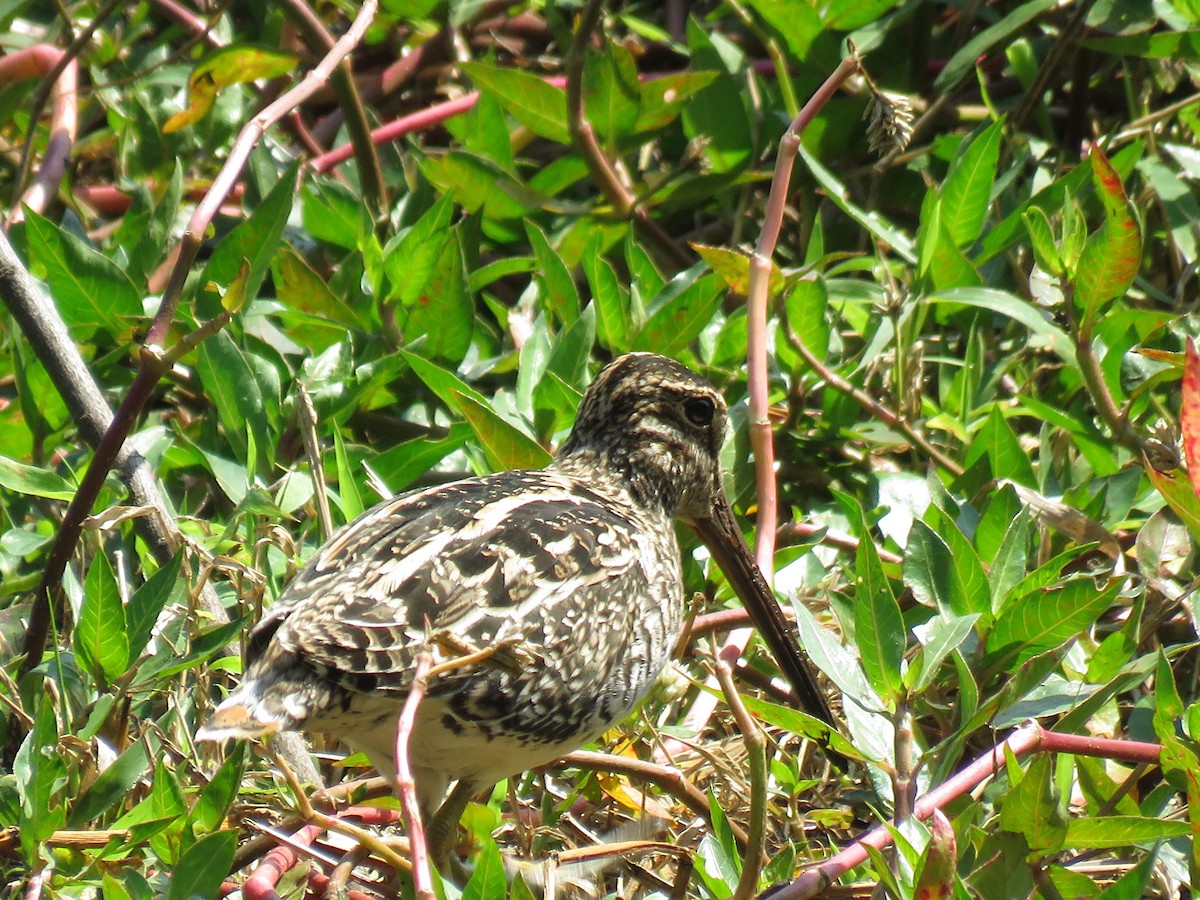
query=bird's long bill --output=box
[691,494,839,737]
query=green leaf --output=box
[790,597,876,709]
[987,577,1121,666]
[1065,816,1191,848]
[272,242,365,331]
[421,151,534,220]
[681,21,753,172]
[784,275,830,362]
[370,423,473,494]
[583,251,631,352]
[1153,652,1185,751]
[462,836,507,900]
[964,405,1038,486]
[24,209,142,340]
[70,741,150,826]
[700,796,742,891]
[987,508,1031,612]
[398,227,474,363]
[138,618,247,684]
[14,697,67,852]
[112,756,186,834]
[908,613,980,694]
[1145,464,1200,545]
[0,454,75,500]
[333,429,363,524]
[165,44,298,131]
[934,0,1059,91]
[126,553,185,664]
[118,162,184,289]
[925,209,983,290]
[1095,849,1160,899]
[76,553,130,682]
[739,694,859,759]
[534,305,595,424]
[926,287,1075,365]
[1080,29,1200,58]
[525,221,580,326]
[453,391,552,471]
[635,270,724,355]
[634,71,718,132]
[977,153,1097,264]
[694,244,786,297]
[184,745,245,850]
[461,62,569,143]
[836,491,904,704]
[300,178,372,250]
[584,39,641,143]
[199,162,298,314]
[400,350,489,409]
[1023,207,1063,276]
[904,519,989,620]
[999,753,1067,852]
[384,195,457,308]
[799,144,917,263]
[165,830,237,900]
[939,119,1003,249]
[194,331,269,469]
[741,0,823,61]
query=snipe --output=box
[199,352,837,867]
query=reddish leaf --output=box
[914,809,957,900]
[1183,337,1200,500]
[1145,462,1200,544]
[1074,144,1142,323]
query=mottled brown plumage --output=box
[199,352,835,861]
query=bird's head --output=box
[554,352,729,519]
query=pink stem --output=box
[664,58,862,759]
[395,651,435,900]
[0,46,78,225]
[772,724,1163,898]
[243,822,323,900]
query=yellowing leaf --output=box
[692,243,783,297]
[595,773,673,819]
[164,45,299,133]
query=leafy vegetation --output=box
[2,0,1200,897]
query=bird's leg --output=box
[426,778,480,882]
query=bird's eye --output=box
[683,396,715,427]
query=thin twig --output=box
[892,698,915,822]
[563,0,690,270]
[275,755,412,874]
[712,653,767,900]
[668,52,863,761]
[0,44,79,225]
[749,54,859,573]
[559,749,751,848]
[276,0,387,218]
[295,383,334,542]
[777,296,963,476]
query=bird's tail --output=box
[196,667,316,743]
[195,680,289,742]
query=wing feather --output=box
[246,471,653,702]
